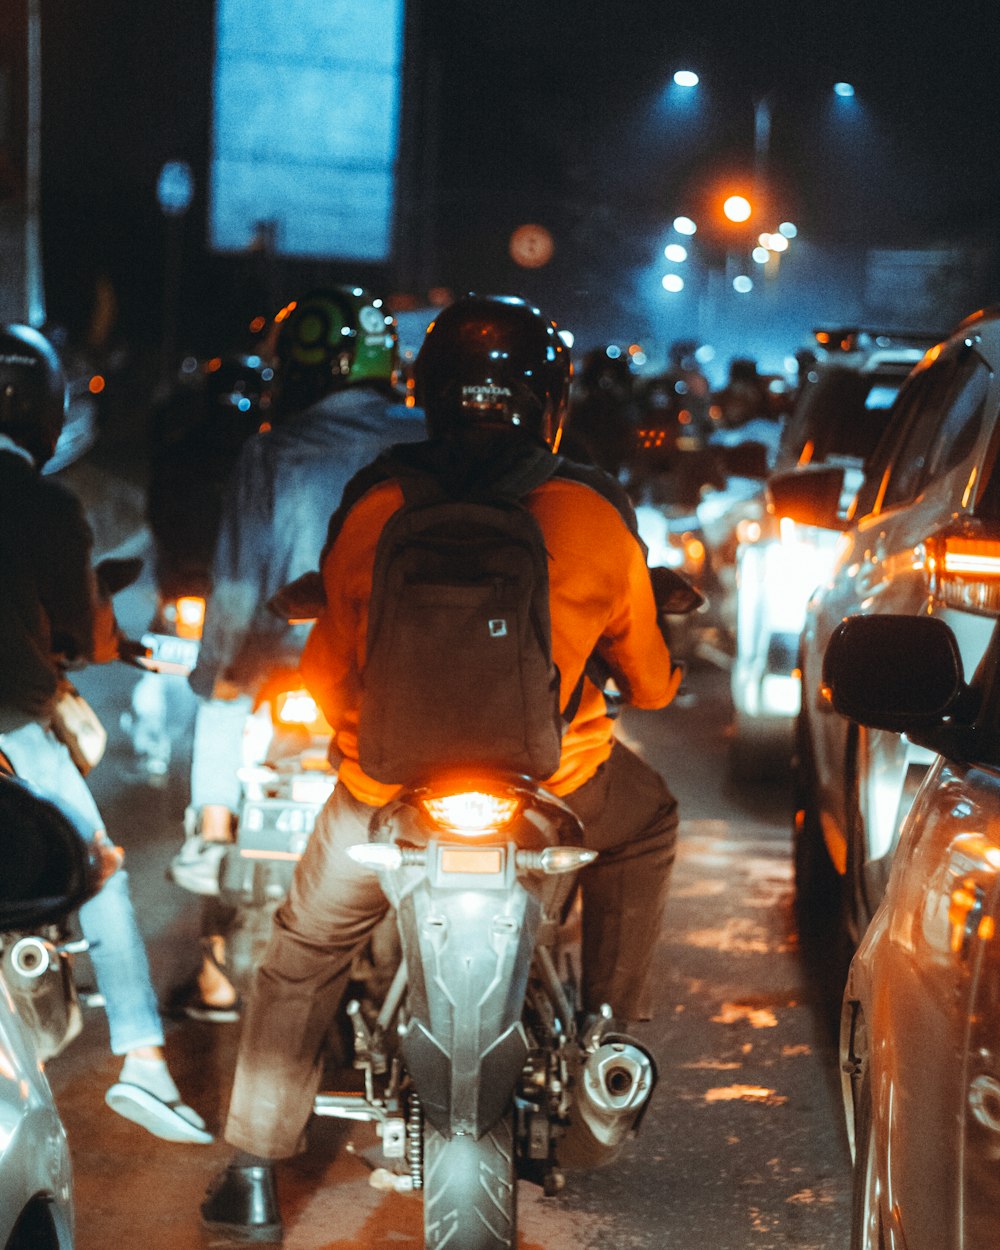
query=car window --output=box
[879,351,968,510]
[776,367,906,470]
[920,356,991,482]
[852,367,938,517]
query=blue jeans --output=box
[0,719,164,1054]
[189,695,254,812]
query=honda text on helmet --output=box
[414,294,572,451]
[0,324,67,469]
[274,287,398,411]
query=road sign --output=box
[157,161,194,217]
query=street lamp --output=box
[722,194,753,224]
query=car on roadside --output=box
[770,307,1000,948]
[823,611,1000,1250]
[729,328,933,772]
[0,773,103,1250]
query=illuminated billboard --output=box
[210,0,404,262]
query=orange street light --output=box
[722,194,753,223]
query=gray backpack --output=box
[357,457,563,785]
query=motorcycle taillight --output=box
[274,689,331,734]
[175,596,206,640]
[421,790,521,838]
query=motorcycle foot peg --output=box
[347,998,374,1054]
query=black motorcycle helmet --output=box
[414,295,572,451]
[0,324,67,468]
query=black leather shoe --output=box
[200,1164,283,1243]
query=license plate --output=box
[290,773,336,806]
[139,632,200,675]
[440,847,504,875]
[239,799,324,860]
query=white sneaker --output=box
[168,836,229,896]
[105,1082,213,1144]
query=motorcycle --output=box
[256,568,699,1246]
[0,754,110,1063]
[0,771,106,1250]
[216,667,339,990]
[120,587,206,779]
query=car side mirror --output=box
[822,615,968,733]
[767,465,847,530]
[0,776,101,929]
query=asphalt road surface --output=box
[43,550,852,1249]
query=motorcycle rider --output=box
[172,288,424,1020]
[200,294,682,1241]
[0,323,211,1143]
[561,345,639,475]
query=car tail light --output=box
[929,534,1000,613]
[421,790,521,837]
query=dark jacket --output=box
[0,444,117,728]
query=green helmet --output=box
[275,287,398,409]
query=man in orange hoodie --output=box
[202,295,682,1242]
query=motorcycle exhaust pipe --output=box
[8,935,54,979]
[559,1036,657,1169]
[2,936,83,1062]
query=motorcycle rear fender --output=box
[393,866,543,1139]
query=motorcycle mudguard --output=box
[393,862,543,1139]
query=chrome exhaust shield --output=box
[559,1036,657,1168]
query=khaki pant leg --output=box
[224,785,387,1158]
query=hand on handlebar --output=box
[117,637,153,666]
[664,663,685,705]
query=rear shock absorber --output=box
[407,1090,423,1191]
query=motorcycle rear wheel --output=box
[423,1112,517,1250]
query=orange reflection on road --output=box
[704,1085,787,1104]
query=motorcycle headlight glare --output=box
[421,791,521,837]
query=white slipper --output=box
[105,1082,213,1144]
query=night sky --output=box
[33,0,1000,357]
